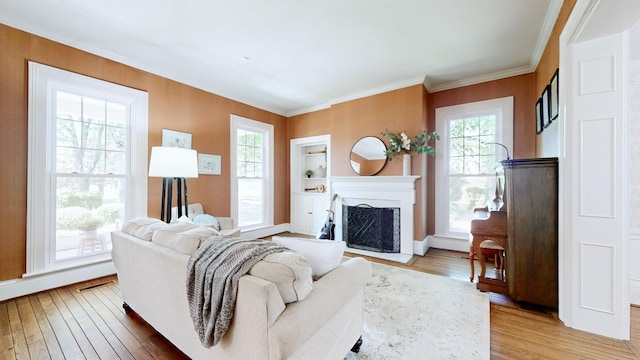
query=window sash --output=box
[27,61,148,275]
[230,115,274,230]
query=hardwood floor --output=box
[2,246,639,359]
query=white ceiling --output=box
[0,0,562,117]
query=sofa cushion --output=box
[271,236,346,278]
[152,222,221,255]
[193,214,221,231]
[121,217,167,241]
[249,251,313,303]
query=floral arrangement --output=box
[381,128,440,160]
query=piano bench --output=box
[480,240,505,271]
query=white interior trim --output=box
[230,114,275,230]
[433,96,514,242]
[26,61,148,276]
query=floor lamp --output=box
[148,146,199,223]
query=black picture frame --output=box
[536,97,543,134]
[550,68,559,121]
[542,84,551,128]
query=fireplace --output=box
[331,176,420,263]
[343,204,400,253]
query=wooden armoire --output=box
[502,157,558,308]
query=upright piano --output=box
[470,158,559,308]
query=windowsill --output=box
[239,223,274,233]
[427,234,469,252]
[2,259,116,302]
[22,256,113,279]
[432,233,468,241]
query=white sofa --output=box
[111,224,371,360]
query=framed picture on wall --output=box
[198,153,221,175]
[162,129,192,149]
[550,69,559,121]
[542,84,551,128]
[536,97,543,134]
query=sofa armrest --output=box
[217,217,241,237]
[217,217,234,229]
[267,257,372,359]
[237,275,287,327]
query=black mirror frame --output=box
[349,136,387,176]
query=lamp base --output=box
[160,177,189,223]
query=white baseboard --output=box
[426,235,469,252]
[630,279,640,306]
[242,223,290,239]
[0,261,116,302]
[413,237,430,256]
[629,228,640,305]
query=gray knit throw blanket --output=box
[186,236,288,348]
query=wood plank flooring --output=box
[1,246,639,359]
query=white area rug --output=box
[344,261,490,360]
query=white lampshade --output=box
[148,146,199,178]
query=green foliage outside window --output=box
[58,191,103,210]
[447,114,500,233]
[56,207,93,230]
[94,204,123,225]
[236,130,263,178]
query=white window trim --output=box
[434,96,513,240]
[27,62,148,276]
[230,114,274,230]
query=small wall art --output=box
[198,153,221,175]
[550,69,559,121]
[542,84,551,128]
[535,68,559,135]
[162,129,192,149]
[536,98,543,134]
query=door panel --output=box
[567,32,629,339]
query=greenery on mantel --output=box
[381,129,440,160]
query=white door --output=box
[564,32,629,339]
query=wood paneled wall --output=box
[289,70,555,237]
[428,74,537,159]
[426,74,538,234]
[0,1,576,281]
[289,85,431,240]
[534,0,577,155]
[535,0,576,97]
[0,24,287,281]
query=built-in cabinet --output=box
[290,135,330,236]
[503,157,558,308]
[290,194,328,235]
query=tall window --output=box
[230,115,274,230]
[28,62,148,274]
[435,97,513,239]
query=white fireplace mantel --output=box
[331,176,419,262]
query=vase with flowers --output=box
[381,129,440,175]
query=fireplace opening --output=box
[343,204,400,253]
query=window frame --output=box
[434,96,513,239]
[27,62,148,275]
[230,114,274,231]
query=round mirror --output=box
[350,136,387,176]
